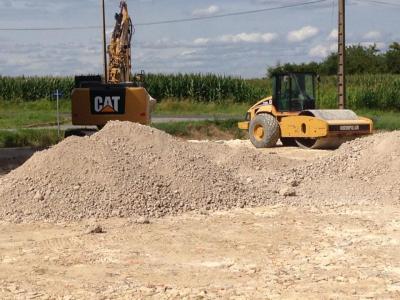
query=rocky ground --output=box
[0,122,399,299]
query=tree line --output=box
[268,42,400,77]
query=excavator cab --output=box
[272,72,316,112]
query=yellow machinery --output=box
[71,1,155,128]
[108,1,132,84]
[238,72,373,149]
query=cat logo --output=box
[94,96,120,113]
[90,89,126,115]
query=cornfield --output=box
[0,76,74,102]
[318,74,400,110]
[0,73,399,110]
[0,74,266,103]
[245,74,400,110]
[145,73,267,103]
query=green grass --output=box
[0,129,61,148]
[153,119,246,139]
[356,109,400,131]
[0,99,246,129]
[0,99,70,129]
[0,120,245,148]
[1,99,399,132]
[154,99,248,116]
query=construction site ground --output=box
[1,126,400,299]
[1,202,400,299]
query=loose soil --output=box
[0,121,399,299]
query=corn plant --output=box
[0,73,399,110]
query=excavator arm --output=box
[108,1,133,84]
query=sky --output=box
[0,0,399,78]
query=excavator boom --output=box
[108,1,133,84]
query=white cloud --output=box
[180,50,197,57]
[138,38,189,49]
[363,31,382,40]
[138,32,278,50]
[309,43,336,58]
[193,32,278,46]
[328,29,338,41]
[193,38,210,46]
[0,41,102,76]
[219,32,278,44]
[192,5,220,17]
[288,26,319,43]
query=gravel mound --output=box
[281,132,400,205]
[1,122,399,223]
[0,122,281,222]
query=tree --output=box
[266,43,394,77]
[345,44,386,74]
[319,52,337,75]
[386,42,400,74]
[267,62,320,77]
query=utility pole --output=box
[338,0,346,109]
[102,0,108,83]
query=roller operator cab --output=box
[272,72,317,112]
[238,72,373,149]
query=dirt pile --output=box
[304,132,399,177]
[1,122,399,223]
[281,131,400,205]
[0,122,282,222]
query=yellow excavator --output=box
[71,1,155,129]
[238,72,373,149]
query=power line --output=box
[134,0,330,26]
[356,0,400,7]
[0,0,329,32]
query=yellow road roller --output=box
[238,72,373,149]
